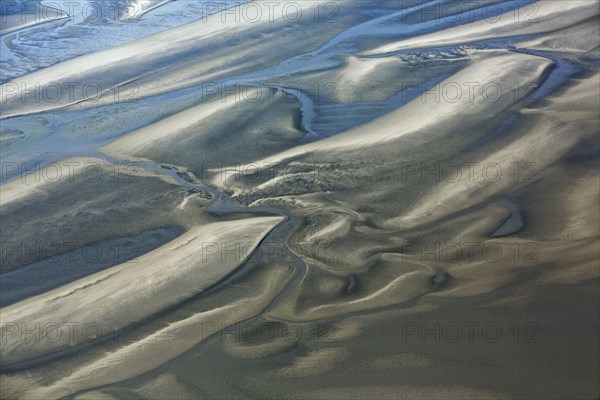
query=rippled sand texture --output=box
[1,1,599,399]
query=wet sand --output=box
[1,1,599,399]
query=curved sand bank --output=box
[216,50,553,182]
[364,0,599,55]
[102,86,306,178]
[1,215,283,367]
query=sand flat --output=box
[1,1,599,399]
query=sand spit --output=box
[1,216,283,367]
